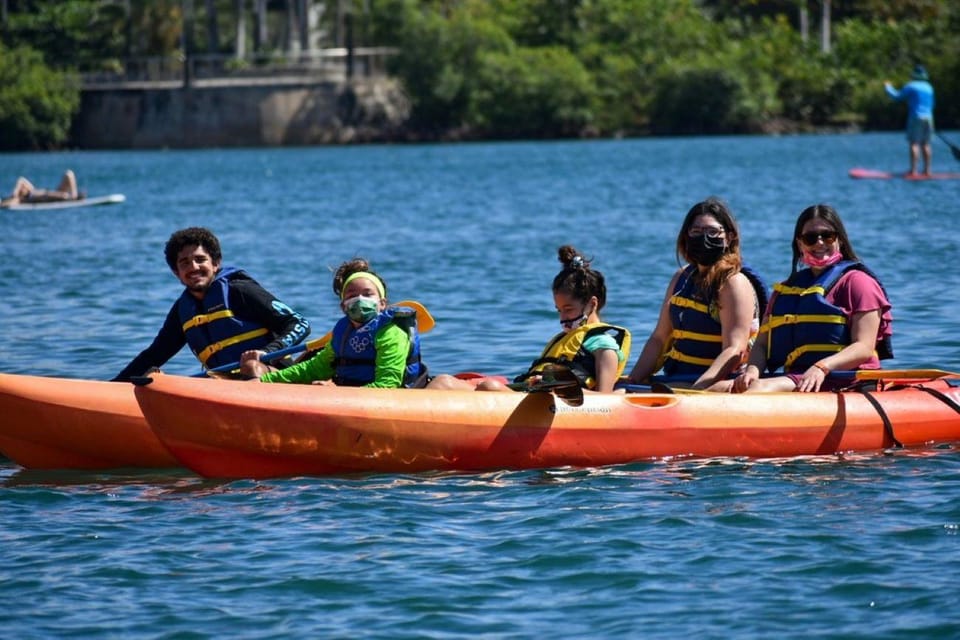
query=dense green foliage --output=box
[1,0,958,146]
[0,42,80,150]
[369,0,960,138]
[2,1,126,70]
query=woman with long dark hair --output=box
[627,197,767,390]
[733,204,893,393]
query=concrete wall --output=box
[73,78,410,149]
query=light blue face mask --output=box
[343,296,380,324]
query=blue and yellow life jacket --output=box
[518,322,632,390]
[330,305,426,388]
[177,266,273,369]
[662,264,769,376]
[765,260,893,373]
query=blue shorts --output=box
[906,118,932,144]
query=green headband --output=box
[341,271,385,300]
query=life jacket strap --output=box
[671,329,723,343]
[182,309,234,332]
[782,344,846,370]
[669,294,709,314]
[773,283,829,296]
[763,313,847,332]
[197,327,270,365]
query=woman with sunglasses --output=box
[427,245,631,392]
[626,198,768,390]
[732,204,893,393]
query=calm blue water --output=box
[2,134,960,637]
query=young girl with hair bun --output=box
[428,245,631,392]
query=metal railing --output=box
[81,47,398,89]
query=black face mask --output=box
[686,234,727,266]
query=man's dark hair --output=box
[164,227,222,271]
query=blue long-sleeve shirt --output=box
[885,80,934,121]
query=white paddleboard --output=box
[1,194,126,211]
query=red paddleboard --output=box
[849,167,960,180]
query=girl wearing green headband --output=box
[254,258,426,388]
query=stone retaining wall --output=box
[73,78,410,149]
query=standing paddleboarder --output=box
[884,64,935,177]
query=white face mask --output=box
[559,306,591,333]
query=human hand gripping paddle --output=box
[198,300,435,377]
[508,364,586,406]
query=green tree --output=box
[2,0,127,70]
[0,42,80,150]
[373,0,514,132]
[575,0,722,133]
[650,67,754,134]
[469,45,594,137]
[491,0,584,49]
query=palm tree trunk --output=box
[299,0,310,54]
[799,1,808,44]
[253,0,267,54]
[820,0,831,53]
[234,0,246,59]
[182,0,195,87]
[284,0,296,55]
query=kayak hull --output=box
[134,374,960,479]
[0,373,177,469]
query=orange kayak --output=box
[133,373,960,479]
[0,373,178,469]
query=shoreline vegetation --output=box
[1,0,958,151]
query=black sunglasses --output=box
[799,230,838,246]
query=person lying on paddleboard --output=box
[625,197,769,391]
[427,245,631,393]
[251,258,427,388]
[112,227,311,381]
[729,204,893,393]
[1,169,82,206]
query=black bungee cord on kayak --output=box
[854,387,903,449]
[850,377,960,451]
[907,383,960,417]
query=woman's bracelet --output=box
[812,362,831,375]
